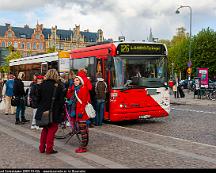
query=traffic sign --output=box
[187,67,192,74]
[187,61,192,67]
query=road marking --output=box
[171,108,216,114]
[108,124,216,149]
[92,128,216,165]
[0,117,128,168]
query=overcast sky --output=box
[0,0,216,41]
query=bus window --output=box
[71,57,96,79]
[41,63,48,75]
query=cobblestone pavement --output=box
[0,105,216,168]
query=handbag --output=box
[11,96,20,106]
[75,90,96,118]
[36,83,58,127]
[0,99,6,111]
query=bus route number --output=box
[120,44,130,53]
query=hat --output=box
[37,75,44,79]
[75,76,84,85]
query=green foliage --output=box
[0,51,22,73]
[167,27,216,79]
[192,27,216,78]
[47,46,56,53]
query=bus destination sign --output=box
[116,43,166,55]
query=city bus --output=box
[70,41,170,122]
[9,51,70,87]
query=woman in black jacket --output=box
[35,69,65,154]
[13,72,29,124]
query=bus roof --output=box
[9,50,71,66]
[9,52,58,66]
[70,41,167,58]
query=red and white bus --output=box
[70,42,170,122]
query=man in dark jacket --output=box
[35,69,65,154]
[13,72,29,124]
[95,73,107,126]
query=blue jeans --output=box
[95,99,105,126]
[16,100,26,120]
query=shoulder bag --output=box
[36,83,58,127]
[75,90,96,118]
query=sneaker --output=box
[75,147,87,153]
[35,126,41,130]
[31,125,36,129]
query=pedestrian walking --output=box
[30,75,44,130]
[95,72,107,126]
[35,69,65,154]
[4,73,16,115]
[66,75,90,153]
[13,72,29,124]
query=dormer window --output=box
[20,34,26,38]
[36,34,40,39]
[8,32,12,38]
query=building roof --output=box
[0,25,98,42]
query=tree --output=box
[191,27,216,78]
[0,51,22,73]
[167,27,189,79]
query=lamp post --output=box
[176,5,192,80]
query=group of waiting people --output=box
[0,68,107,154]
[1,72,30,124]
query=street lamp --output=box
[175,5,192,80]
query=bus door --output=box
[41,62,48,75]
[100,56,112,120]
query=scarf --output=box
[67,85,81,118]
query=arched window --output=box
[39,43,43,50]
[8,32,12,38]
[36,34,40,39]
[8,41,12,46]
[21,43,25,49]
[14,41,18,48]
[27,42,31,49]
[33,42,37,50]
[1,41,5,47]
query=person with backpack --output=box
[4,73,15,115]
[95,72,107,126]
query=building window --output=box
[1,41,5,47]
[39,43,43,50]
[8,32,12,38]
[27,42,31,49]
[60,44,64,50]
[36,34,40,39]
[21,43,25,49]
[8,41,12,46]
[14,42,18,48]
[33,43,37,50]
[20,34,26,38]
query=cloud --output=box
[0,0,216,40]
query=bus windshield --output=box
[112,56,167,89]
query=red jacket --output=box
[66,85,90,121]
[77,71,92,91]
